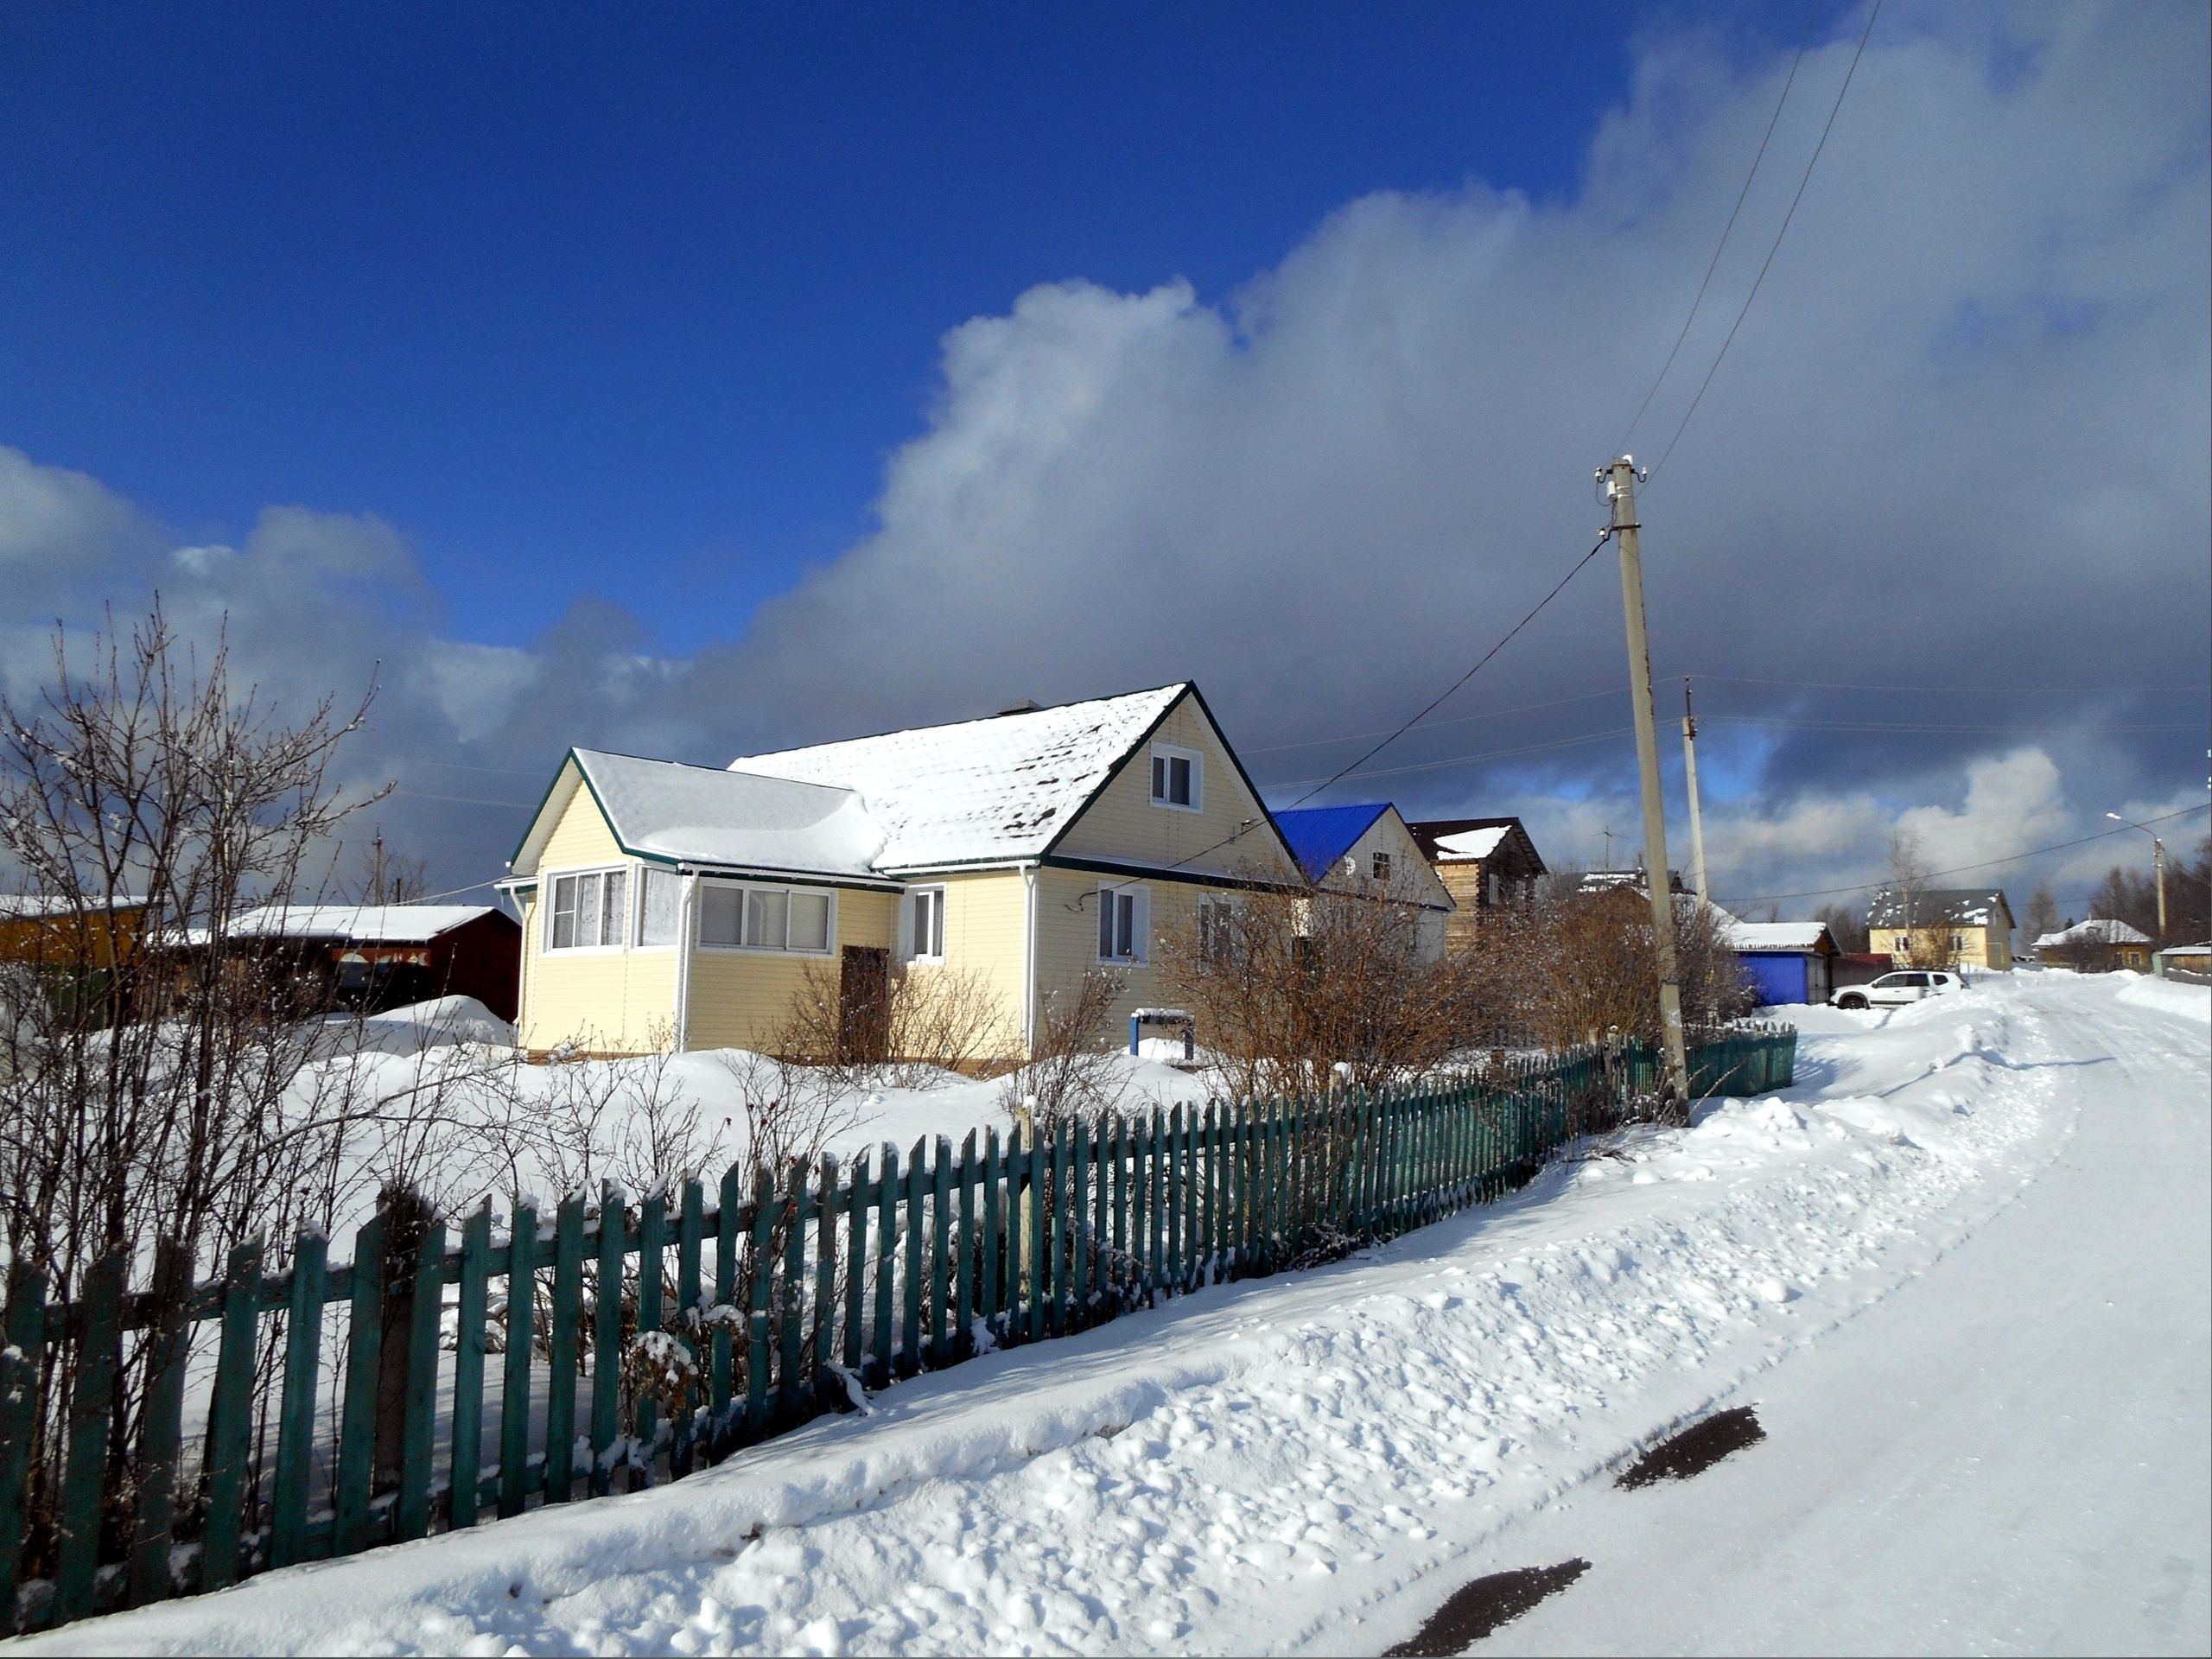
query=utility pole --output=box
[1600,456,1689,1105]
[1681,678,1711,909]
[2107,813,2168,938]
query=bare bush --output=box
[1463,874,1752,1052]
[995,966,1128,1134]
[1155,872,1466,1103]
[773,958,1007,1090]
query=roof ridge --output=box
[729,681,1190,767]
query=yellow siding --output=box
[1030,866,1230,1042]
[1866,925,2012,971]
[683,889,899,1052]
[1052,696,1301,886]
[517,776,679,1053]
[928,871,1030,1058]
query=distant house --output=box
[1271,804,1456,959]
[222,905,524,1020]
[0,893,149,967]
[1866,887,2014,970]
[2034,917,2153,972]
[500,683,1306,1058]
[2153,941,2210,978]
[1403,817,1546,951]
[1729,921,1841,1006]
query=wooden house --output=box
[1403,818,1546,951]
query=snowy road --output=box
[1391,976,2212,1656]
[11,973,2207,1657]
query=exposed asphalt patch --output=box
[1382,1560,1592,1656]
[1617,1405,1767,1490]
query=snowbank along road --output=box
[11,971,2206,1656]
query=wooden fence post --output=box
[450,1200,493,1527]
[270,1229,327,1565]
[0,1263,49,1617]
[334,1212,386,1557]
[396,1217,447,1539]
[54,1249,125,1624]
[200,1238,264,1591]
[499,1198,537,1520]
[128,1237,194,1605]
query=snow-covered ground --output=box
[14,971,2206,1656]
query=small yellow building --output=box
[501,683,1307,1059]
[1866,887,2015,971]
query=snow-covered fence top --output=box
[0,1024,1794,1635]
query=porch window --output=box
[546,868,626,950]
[637,868,683,947]
[696,880,836,954]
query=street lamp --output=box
[2106,813,2166,939]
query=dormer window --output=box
[1149,744,1202,812]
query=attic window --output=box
[1370,852,1392,883]
[1149,745,1202,812]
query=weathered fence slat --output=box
[0,1265,50,1612]
[270,1229,327,1566]
[54,1249,126,1625]
[591,1191,624,1497]
[872,1143,898,1387]
[128,1238,194,1605]
[901,1138,925,1376]
[544,1193,585,1503]
[200,1237,264,1590]
[333,1213,385,1558]
[745,1169,774,1437]
[450,1201,492,1528]
[779,1161,808,1421]
[397,1218,447,1540]
[498,1200,536,1520]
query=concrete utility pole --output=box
[1600,456,1690,1104]
[1681,678,1711,909]
[2107,813,2167,938]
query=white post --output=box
[1681,678,1711,909]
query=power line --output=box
[1283,532,1616,810]
[1699,715,2202,735]
[1716,801,2212,906]
[1618,0,1827,454]
[1679,672,2210,696]
[1264,727,1637,794]
[1240,687,1629,756]
[1649,0,1884,482]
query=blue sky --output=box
[3,1,1732,652]
[1,3,2205,911]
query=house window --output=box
[1370,851,1392,883]
[908,887,945,961]
[1097,883,1148,963]
[696,880,836,954]
[547,868,627,950]
[1148,745,1202,812]
[637,868,683,948]
[1198,896,1236,963]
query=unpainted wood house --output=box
[501,683,1307,1059]
[1403,817,1547,952]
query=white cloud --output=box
[0,3,2203,903]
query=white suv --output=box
[1833,970,1961,1010]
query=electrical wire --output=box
[1618,0,1827,455]
[1239,686,1629,756]
[1677,672,2211,696]
[1649,0,1884,482]
[1281,531,1616,810]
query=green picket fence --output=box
[0,1023,1793,1631]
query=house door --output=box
[839,945,890,1064]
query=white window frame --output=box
[693,878,838,957]
[633,864,685,951]
[1370,850,1393,884]
[543,864,632,955]
[906,886,947,963]
[1096,881,1150,964]
[1148,743,1203,813]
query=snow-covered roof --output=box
[226,905,503,944]
[1730,921,1836,953]
[0,893,150,919]
[1431,825,1510,861]
[571,749,889,883]
[727,684,1187,872]
[2035,917,2152,949]
[1867,887,2012,929]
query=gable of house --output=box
[1274,804,1454,912]
[1046,688,1302,889]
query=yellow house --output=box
[501,683,1307,1058]
[1866,887,2015,971]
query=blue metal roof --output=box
[1272,804,1392,883]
